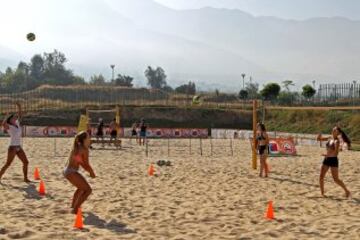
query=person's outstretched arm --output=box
[16,102,22,120]
[2,114,9,130]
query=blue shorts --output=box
[140,131,146,137]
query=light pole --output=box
[353,80,357,108]
[241,73,246,90]
[312,80,316,102]
[110,65,115,82]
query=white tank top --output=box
[8,120,22,146]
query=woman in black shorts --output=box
[109,118,118,145]
[131,122,139,143]
[139,119,148,146]
[255,123,269,178]
[96,118,104,147]
[317,126,351,198]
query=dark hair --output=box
[257,122,266,132]
[6,114,15,125]
[335,126,351,149]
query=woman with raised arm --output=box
[317,126,351,198]
[0,102,30,183]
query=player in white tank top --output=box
[0,102,30,183]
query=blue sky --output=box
[154,0,360,20]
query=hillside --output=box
[2,104,360,141]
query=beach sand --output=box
[0,138,359,240]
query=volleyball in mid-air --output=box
[27,33,36,41]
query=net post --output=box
[252,100,257,170]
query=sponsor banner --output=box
[25,126,126,138]
[25,126,47,137]
[269,138,297,156]
[122,128,207,138]
[25,126,78,137]
[147,128,208,138]
[235,130,320,146]
[212,129,241,139]
[22,126,207,138]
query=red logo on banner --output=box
[269,138,297,156]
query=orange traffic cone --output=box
[74,208,83,229]
[148,164,155,176]
[38,180,46,196]
[34,167,40,180]
[265,201,275,220]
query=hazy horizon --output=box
[154,0,360,21]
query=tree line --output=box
[0,50,316,104]
[0,50,197,95]
[236,80,316,104]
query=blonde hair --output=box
[72,131,89,155]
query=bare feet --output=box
[24,178,31,183]
[71,208,78,215]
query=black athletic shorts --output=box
[258,145,268,155]
[110,130,117,138]
[323,157,339,168]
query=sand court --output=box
[0,138,359,239]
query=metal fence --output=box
[2,83,360,114]
[0,85,251,114]
[316,83,359,103]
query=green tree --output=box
[0,50,85,92]
[42,50,74,85]
[278,91,299,105]
[29,54,45,88]
[13,62,30,91]
[145,66,167,89]
[239,89,248,100]
[175,81,196,95]
[215,89,220,97]
[113,74,133,87]
[302,84,316,99]
[245,82,259,99]
[90,74,106,85]
[0,67,14,92]
[162,85,174,93]
[72,76,86,85]
[260,83,281,100]
[282,80,295,92]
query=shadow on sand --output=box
[1,182,53,200]
[84,212,136,234]
[268,175,318,188]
